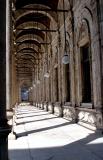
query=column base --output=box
[0,119,11,160]
[8,132,16,140]
[54,102,63,117]
[95,108,103,130]
[39,102,44,110]
[48,102,54,114]
[63,104,77,122]
[44,102,48,111]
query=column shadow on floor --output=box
[16,121,73,138]
[16,110,45,116]
[16,112,50,119]
[9,132,103,160]
[16,116,59,125]
[10,107,103,160]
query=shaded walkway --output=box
[8,104,103,160]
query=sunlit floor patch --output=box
[8,105,103,160]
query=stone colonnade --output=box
[0,1,11,160]
[32,0,103,131]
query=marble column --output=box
[99,0,103,104]
[0,1,11,160]
[98,0,103,130]
[6,0,11,110]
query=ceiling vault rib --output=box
[14,8,68,12]
[12,0,60,80]
[16,28,58,32]
[16,42,51,45]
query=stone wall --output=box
[33,0,103,130]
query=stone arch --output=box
[16,22,51,40]
[16,34,49,52]
[79,6,101,106]
[15,4,58,27]
[75,5,101,107]
[77,18,90,47]
[17,43,39,52]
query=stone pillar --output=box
[50,56,54,103]
[32,72,34,104]
[6,0,11,110]
[0,1,11,160]
[96,0,103,130]
[16,79,19,104]
[18,82,21,103]
[11,54,17,106]
[99,0,103,104]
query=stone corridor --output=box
[8,104,103,160]
[0,1,103,160]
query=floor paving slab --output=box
[8,105,103,160]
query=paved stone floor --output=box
[8,104,103,160]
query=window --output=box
[65,63,70,102]
[81,45,92,102]
[55,67,59,101]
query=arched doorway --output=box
[21,87,29,102]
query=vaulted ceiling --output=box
[12,0,59,81]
